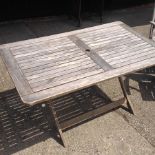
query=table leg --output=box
[118,77,134,114]
[50,105,66,147]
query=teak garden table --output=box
[1,21,155,146]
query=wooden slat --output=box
[31,68,103,92]
[13,44,75,59]
[12,41,73,57]
[113,49,155,67]
[75,25,124,38]
[29,65,101,87]
[77,29,128,43]
[89,34,140,48]
[108,47,154,64]
[122,23,155,48]
[104,45,153,62]
[60,98,126,130]
[15,45,79,63]
[19,52,87,70]
[80,27,139,43]
[22,54,88,74]
[17,49,84,68]
[78,29,130,43]
[99,42,148,57]
[26,60,96,81]
[24,55,91,77]
[93,35,141,50]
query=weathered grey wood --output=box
[75,25,124,38]
[50,104,66,147]
[12,40,73,57]
[31,68,103,92]
[89,37,140,49]
[99,42,149,58]
[60,98,126,130]
[25,59,93,77]
[85,34,137,48]
[78,30,131,43]
[106,46,154,63]
[122,23,155,48]
[113,49,155,67]
[26,61,96,81]
[69,35,113,71]
[118,77,134,114]
[77,30,129,43]
[1,21,155,105]
[0,49,32,96]
[23,55,88,74]
[18,49,84,69]
[16,46,80,63]
[22,54,155,105]
[94,35,141,48]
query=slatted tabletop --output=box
[0,21,155,105]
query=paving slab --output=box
[12,112,154,155]
[0,57,14,93]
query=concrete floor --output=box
[0,4,155,155]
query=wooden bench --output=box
[1,21,155,146]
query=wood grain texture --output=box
[0,49,32,96]
[1,21,155,105]
[68,35,113,71]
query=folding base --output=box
[48,77,134,147]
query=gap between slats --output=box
[31,68,103,92]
